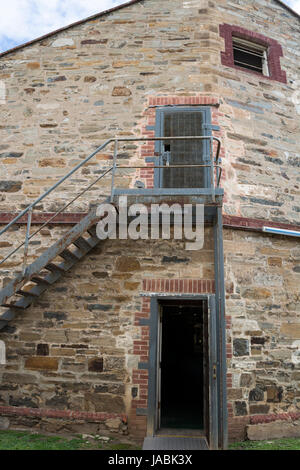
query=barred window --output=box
[232,37,269,76]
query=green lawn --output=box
[229,438,300,450]
[1,429,299,450]
[0,430,140,450]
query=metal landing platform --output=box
[142,436,209,450]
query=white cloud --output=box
[286,0,300,13]
[0,0,124,52]
[0,0,299,53]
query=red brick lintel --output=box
[142,278,215,294]
[148,96,219,107]
[250,411,300,425]
[1,213,298,236]
[222,215,300,233]
[0,405,127,424]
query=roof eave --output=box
[0,0,298,59]
[0,0,143,59]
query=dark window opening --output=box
[232,37,268,75]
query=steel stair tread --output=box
[0,310,16,321]
[16,289,40,298]
[1,303,27,310]
[87,225,97,237]
[45,263,67,273]
[60,249,82,262]
[73,236,93,251]
[31,276,53,286]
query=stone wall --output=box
[224,228,300,440]
[0,0,299,443]
[0,229,215,438]
[0,0,299,222]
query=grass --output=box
[229,437,300,450]
[0,429,141,451]
[2,429,299,451]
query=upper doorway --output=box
[155,107,212,189]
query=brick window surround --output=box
[219,23,287,83]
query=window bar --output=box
[233,46,264,58]
[234,60,263,72]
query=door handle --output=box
[213,364,217,380]
[162,151,170,166]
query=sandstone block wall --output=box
[0,0,298,222]
[0,0,299,442]
[224,229,300,440]
[0,230,215,438]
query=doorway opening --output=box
[158,299,208,434]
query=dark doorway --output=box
[159,300,207,431]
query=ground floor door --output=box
[152,297,218,448]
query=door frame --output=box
[154,106,213,189]
[146,294,221,449]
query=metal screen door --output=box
[156,108,211,188]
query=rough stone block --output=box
[0,417,9,430]
[247,420,300,441]
[234,401,248,416]
[249,386,265,401]
[0,181,22,192]
[115,256,140,272]
[84,392,125,413]
[88,357,104,372]
[112,86,132,96]
[266,385,283,402]
[3,373,37,384]
[233,338,249,356]
[36,344,49,356]
[249,404,270,414]
[25,357,58,371]
[240,373,252,387]
[280,323,300,339]
[105,417,122,432]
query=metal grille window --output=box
[155,108,212,189]
[162,111,204,188]
[232,37,269,76]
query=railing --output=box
[0,136,222,271]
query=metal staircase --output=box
[0,135,222,331]
[0,208,103,330]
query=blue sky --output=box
[0,0,299,53]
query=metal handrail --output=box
[0,136,222,269]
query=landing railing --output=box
[0,136,222,271]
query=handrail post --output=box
[22,207,33,276]
[110,139,118,202]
